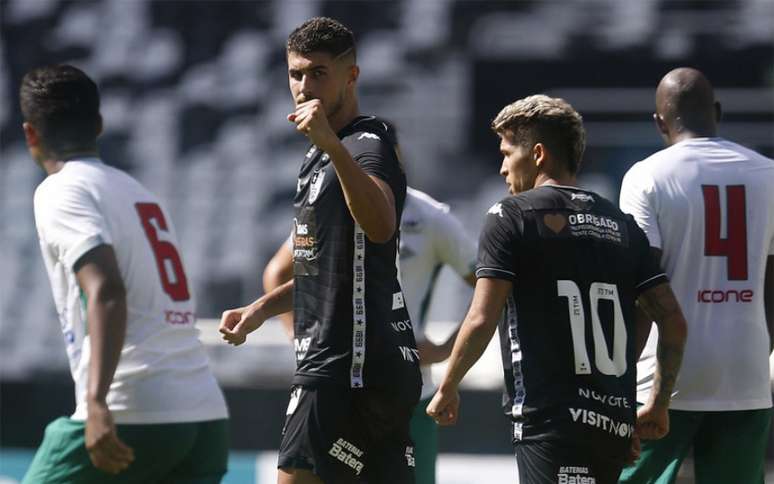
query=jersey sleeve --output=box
[475,200,522,282]
[33,181,112,270]
[346,132,405,202]
[629,217,668,293]
[619,163,661,249]
[433,206,477,278]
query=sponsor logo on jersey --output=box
[569,408,633,438]
[165,310,194,325]
[697,289,753,303]
[390,319,413,332]
[578,388,631,409]
[488,202,504,218]
[294,336,311,362]
[308,169,326,204]
[571,192,595,203]
[405,446,416,467]
[358,132,381,141]
[392,291,405,310]
[329,438,365,475]
[544,213,568,234]
[399,346,420,362]
[557,466,596,484]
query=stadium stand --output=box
[1,2,772,480]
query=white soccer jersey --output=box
[620,138,774,411]
[34,158,228,424]
[400,188,477,399]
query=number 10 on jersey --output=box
[558,281,627,377]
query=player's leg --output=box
[22,417,196,483]
[618,409,701,484]
[359,389,416,484]
[514,439,622,484]
[165,418,229,484]
[409,397,438,484]
[277,467,324,484]
[276,385,361,484]
[692,408,771,484]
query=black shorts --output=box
[278,385,416,483]
[514,440,624,484]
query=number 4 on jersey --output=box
[136,203,191,301]
[702,185,748,281]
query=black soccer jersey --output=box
[476,185,667,463]
[291,115,421,399]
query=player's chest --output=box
[295,149,339,207]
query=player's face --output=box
[288,51,350,119]
[499,134,538,195]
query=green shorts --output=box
[22,417,229,484]
[410,396,439,484]
[619,407,771,484]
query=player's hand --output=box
[624,432,642,466]
[85,401,134,474]
[426,386,460,426]
[287,99,338,152]
[219,304,266,346]
[636,402,669,440]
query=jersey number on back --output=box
[702,185,748,280]
[135,203,191,301]
[558,281,627,377]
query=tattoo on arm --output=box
[638,283,687,408]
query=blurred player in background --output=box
[219,17,421,484]
[20,64,229,483]
[263,184,477,484]
[427,95,688,484]
[618,67,774,484]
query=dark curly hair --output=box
[287,17,356,61]
[20,64,100,154]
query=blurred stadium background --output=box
[1,0,772,482]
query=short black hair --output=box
[287,17,356,61]
[19,64,101,154]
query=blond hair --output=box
[492,95,586,174]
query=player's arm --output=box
[765,255,774,352]
[635,281,687,439]
[219,280,294,346]
[263,241,295,340]
[289,100,396,243]
[634,247,663,358]
[74,245,135,474]
[417,207,478,364]
[426,277,509,425]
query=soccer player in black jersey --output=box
[219,17,421,484]
[426,95,688,483]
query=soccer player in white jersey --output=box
[619,67,774,484]
[263,186,477,484]
[20,65,229,483]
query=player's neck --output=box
[669,127,717,145]
[41,147,100,175]
[327,98,360,134]
[534,172,576,189]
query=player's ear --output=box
[23,122,40,148]
[347,64,359,86]
[532,143,546,169]
[653,112,668,136]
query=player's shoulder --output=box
[340,115,397,148]
[406,187,451,215]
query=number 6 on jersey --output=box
[136,202,191,301]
